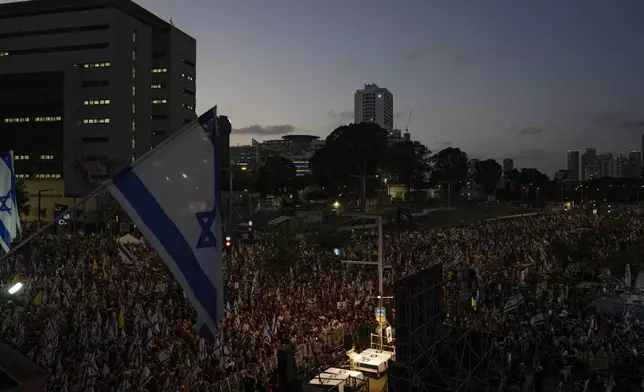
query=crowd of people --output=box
[1,205,644,391]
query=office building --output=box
[580,148,596,181]
[354,83,394,131]
[597,153,613,178]
[502,158,513,172]
[0,0,197,197]
[632,150,642,178]
[566,150,580,181]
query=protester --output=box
[1,205,643,390]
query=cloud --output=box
[434,141,452,147]
[233,124,295,136]
[518,126,544,135]
[402,43,446,62]
[515,149,548,161]
[328,110,354,122]
[402,43,473,66]
[594,111,644,130]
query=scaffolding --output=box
[389,265,495,392]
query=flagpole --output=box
[1,107,217,261]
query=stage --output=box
[308,367,366,392]
[353,349,393,377]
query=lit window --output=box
[16,174,29,179]
[14,155,29,160]
[151,84,163,89]
[34,116,62,122]
[0,52,8,57]
[3,117,29,123]
[152,99,167,104]
[83,99,110,106]
[182,104,195,111]
[40,155,54,160]
[80,62,110,68]
[131,139,136,149]
[83,118,110,124]
[181,73,195,82]
[151,68,167,73]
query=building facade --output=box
[631,150,642,178]
[566,150,580,181]
[580,148,596,181]
[354,83,394,131]
[0,0,197,196]
[502,158,513,172]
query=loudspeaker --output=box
[343,334,353,350]
[358,325,371,350]
[277,345,295,387]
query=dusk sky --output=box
[9,0,644,175]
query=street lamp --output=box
[37,188,54,229]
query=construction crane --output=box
[405,110,413,133]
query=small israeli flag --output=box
[108,107,223,337]
[0,151,20,252]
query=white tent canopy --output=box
[117,234,141,245]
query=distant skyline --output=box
[3,0,643,175]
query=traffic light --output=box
[224,236,232,254]
[247,221,254,240]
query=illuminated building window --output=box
[151,68,167,73]
[34,116,62,122]
[34,174,61,179]
[151,84,165,89]
[83,118,110,124]
[16,174,29,179]
[3,117,30,123]
[0,52,8,57]
[40,155,54,160]
[14,155,29,160]
[152,99,167,104]
[181,73,194,82]
[83,99,110,105]
[78,62,110,68]
[182,104,195,111]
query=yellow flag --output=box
[119,310,125,329]
[11,274,21,283]
[32,291,42,305]
[92,259,98,270]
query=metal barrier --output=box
[211,324,353,391]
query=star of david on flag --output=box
[0,151,20,253]
[107,107,223,338]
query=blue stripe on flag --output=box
[0,218,11,251]
[114,170,220,326]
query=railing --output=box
[211,324,352,392]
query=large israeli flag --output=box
[0,151,20,253]
[108,107,223,336]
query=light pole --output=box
[339,214,387,349]
[37,188,54,229]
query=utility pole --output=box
[37,188,54,229]
[437,180,458,210]
[220,164,234,233]
[350,173,378,213]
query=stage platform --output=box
[308,367,365,392]
[353,349,393,376]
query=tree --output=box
[473,159,502,195]
[385,141,431,191]
[429,147,469,189]
[14,179,31,217]
[252,156,296,198]
[310,122,388,197]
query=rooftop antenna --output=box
[169,18,174,26]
